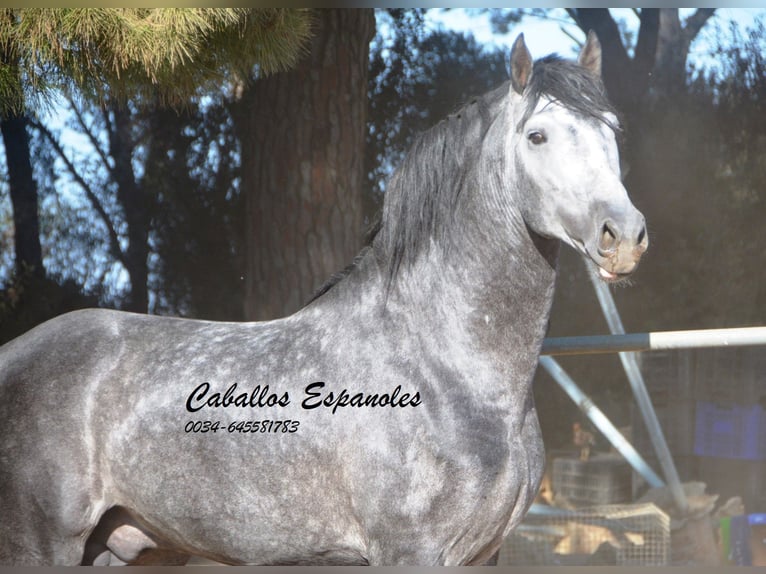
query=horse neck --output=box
[394,219,557,353]
[394,106,559,356]
[315,95,558,381]
[378,163,560,384]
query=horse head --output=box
[507,32,648,282]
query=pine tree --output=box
[0,8,311,301]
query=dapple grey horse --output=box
[0,33,647,565]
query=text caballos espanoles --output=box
[186,382,421,415]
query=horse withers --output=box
[0,32,646,565]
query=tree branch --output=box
[30,119,128,269]
[65,95,116,180]
[683,8,716,45]
[566,9,630,65]
[560,25,584,48]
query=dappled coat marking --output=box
[0,33,647,565]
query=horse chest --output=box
[352,400,541,565]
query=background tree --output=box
[0,8,311,334]
[565,8,715,109]
[365,10,508,214]
[485,9,716,111]
[144,101,245,320]
[0,14,43,280]
[230,9,375,320]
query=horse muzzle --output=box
[587,214,648,283]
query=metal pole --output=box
[541,326,766,356]
[586,266,689,514]
[539,355,665,488]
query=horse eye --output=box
[527,131,547,145]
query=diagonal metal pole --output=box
[586,261,689,514]
[539,355,664,488]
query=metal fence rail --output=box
[541,326,766,356]
[540,314,766,516]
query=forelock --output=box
[517,55,621,136]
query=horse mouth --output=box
[566,235,640,284]
[580,246,636,284]
[595,264,631,284]
[587,251,639,284]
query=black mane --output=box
[377,83,507,293]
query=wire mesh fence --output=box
[498,503,670,566]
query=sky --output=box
[425,8,765,72]
[426,8,587,57]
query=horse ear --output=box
[578,30,602,77]
[510,33,533,94]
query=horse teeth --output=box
[599,267,617,280]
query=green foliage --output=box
[0,7,313,321]
[0,8,313,114]
[0,58,25,116]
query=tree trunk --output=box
[233,9,375,321]
[1,113,44,278]
[652,8,716,101]
[0,24,44,279]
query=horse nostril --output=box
[636,225,648,251]
[599,221,618,253]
